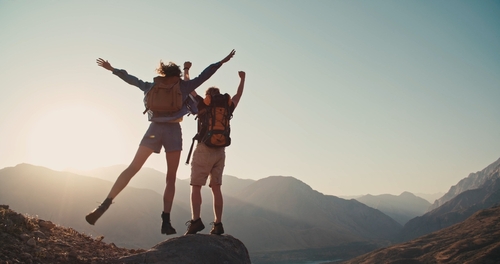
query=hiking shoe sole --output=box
[85,211,101,225]
[161,227,177,235]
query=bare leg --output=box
[106,146,153,199]
[86,145,153,225]
[163,150,180,213]
[211,184,223,223]
[185,184,206,235]
[190,185,202,220]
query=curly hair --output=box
[156,61,181,77]
[205,87,221,96]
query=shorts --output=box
[190,143,226,187]
[140,122,182,153]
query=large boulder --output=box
[118,234,251,264]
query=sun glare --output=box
[25,103,127,171]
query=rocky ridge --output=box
[0,205,143,264]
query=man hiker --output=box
[182,63,246,235]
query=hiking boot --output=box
[161,212,177,235]
[184,218,205,235]
[85,198,112,225]
[210,222,224,235]
[161,221,177,235]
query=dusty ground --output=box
[0,205,145,264]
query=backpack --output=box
[143,76,183,115]
[185,93,233,164]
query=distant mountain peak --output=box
[429,157,500,211]
[399,191,415,197]
[344,205,500,263]
[253,175,315,193]
[401,158,500,242]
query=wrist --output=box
[184,68,190,70]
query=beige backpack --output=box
[143,76,183,115]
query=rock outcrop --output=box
[117,234,251,264]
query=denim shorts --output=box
[190,143,226,187]
[140,122,182,153]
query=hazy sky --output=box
[1,1,499,196]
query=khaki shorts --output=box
[190,143,226,187]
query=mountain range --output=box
[3,156,500,263]
[355,192,431,225]
[399,160,500,242]
[0,163,400,263]
[342,204,500,264]
[429,157,500,211]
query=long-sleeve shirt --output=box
[112,62,222,122]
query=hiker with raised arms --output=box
[85,49,236,236]
[182,61,246,235]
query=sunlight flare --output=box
[25,103,127,170]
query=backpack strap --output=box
[185,94,198,116]
[186,106,200,165]
[185,136,196,165]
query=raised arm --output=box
[97,57,150,92]
[183,49,236,93]
[184,61,199,97]
[183,61,192,81]
[220,49,236,64]
[232,71,245,108]
[97,58,114,71]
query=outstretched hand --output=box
[220,49,236,64]
[96,58,114,71]
[238,71,246,79]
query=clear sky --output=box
[1,1,499,196]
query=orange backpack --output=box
[185,93,233,164]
